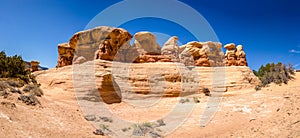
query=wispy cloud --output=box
[289,49,300,54]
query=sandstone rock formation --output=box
[180,41,201,66]
[35,60,259,103]
[56,26,252,68]
[180,41,210,67]
[10,67,300,138]
[56,43,75,68]
[224,43,248,67]
[30,61,40,72]
[94,28,132,61]
[131,32,173,63]
[69,26,113,61]
[235,45,248,66]
[114,46,140,63]
[161,36,180,62]
[67,26,132,62]
[134,54,172,63]
[197,43,211,67]
[73,56,87,65]
[201,41,224,66]
[224,43,237,66]
[132,32,161,54]
[65,28,177,64]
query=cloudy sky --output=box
[0,0,299,70]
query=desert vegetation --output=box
[0,51,42,106]
[0,51,36,83]
[253,62,295,90]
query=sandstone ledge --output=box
[34,60,259,104]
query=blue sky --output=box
[0,0,299,70]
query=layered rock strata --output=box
[35,60,259,104]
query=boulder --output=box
[132,32,161,54]
[161,36,180,62]
[224,43,235,49]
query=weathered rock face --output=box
[35,60,259,103]
[73,56,87,65]
[236,45,248,66]
[202,41,224,66]
[30,61,40,72]
[132,32,161,54]
[161,36,180,62]
[180,41,200,66]
[114,46,140,63]
[129,32,175,63]
[95,28,132,61]
[68,26,132,62]
[134,54,172,63]
[224,43,237,66]
[224,43,248,67]
[56,43,75,68]
[57,26,250,69]
[180,41,211,67]
[195,49,210,67]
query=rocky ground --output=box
[0,71,299,137]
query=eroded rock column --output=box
[30,61,40,72]
[236,45,248,66]
[161,36,180,62]
[56,43,75,68]
[180,41,210,67]
[224,43,237,66]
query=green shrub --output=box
[253,62,295,89]
[0,51,34,83]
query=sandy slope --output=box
[168,73,300,137]
[0,86,101,138]
[0,73,299,138]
